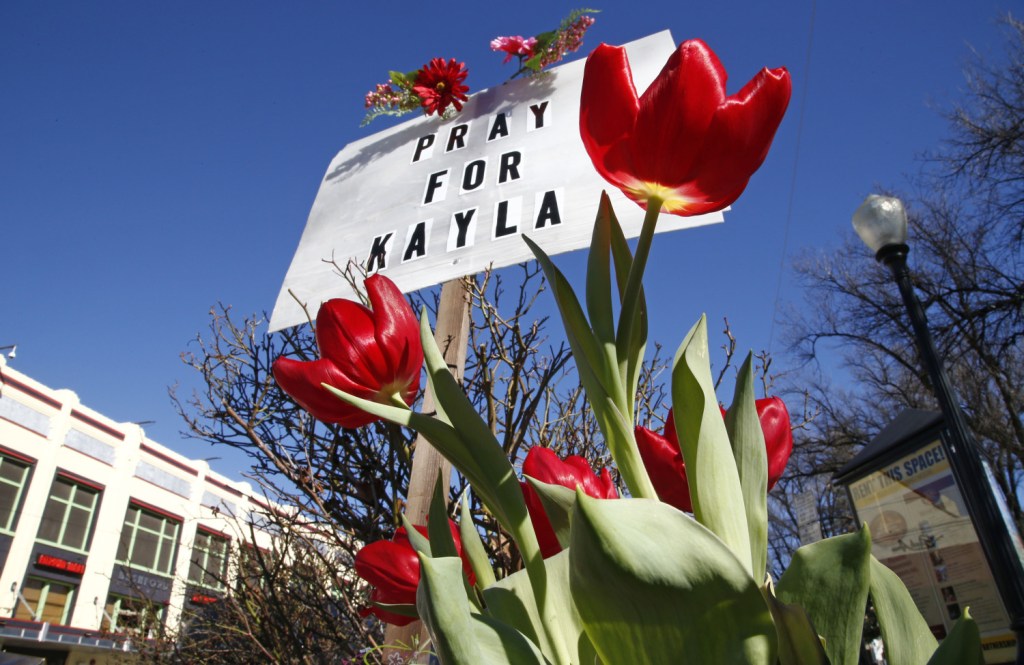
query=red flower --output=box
[579,39,791,216]
[520,447,618,558]
[272,274,422,428]
[634,397,793,512]
[354,521,473,626]
[413,58,469,116]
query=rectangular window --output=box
[188,529,229,590]
[36,475,100,551]
[101,594,164,639]
[117,504,180,576]
[14,577,76,625]
[0,454,31,534]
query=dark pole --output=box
[877,242,1024,661]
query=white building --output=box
[0,358,274,664]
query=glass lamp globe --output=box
[852,195,908,254]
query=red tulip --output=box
[272,274,422,428]
[579,39,791,216]
[354,520,473,626]
[520,447,618,558]
[634,397,793,512]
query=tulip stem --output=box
[387,392,411,409]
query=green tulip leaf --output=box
[585,191,615,347]
[776,526,872,665]
[524,476,576,551]
[605,195,647,409]
[417,555,549,665]
[671,315,752,571]
[524,233,656,501]
[400,513,431,556]
[569,494,776,665]
[614,200,658,389]
[460,495,497,589]
[724,353,769,582]
[761,577,829,665]
[869,556,937,665]
[925,609,983,665]
[428,470,460,560]
[369,601,419,620]
[483,550,597,665]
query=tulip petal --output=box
[315,298,391,393]
[354,539,420,599]
[271,357,378,427]
[580,44,639,192]
[633,39,726,187]
[366,273,423,396]
[687,66,791,205]
[634,423,691,512]
[757,396,794,488]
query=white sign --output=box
[269,30,725,332]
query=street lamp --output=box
[853,194,1024,661]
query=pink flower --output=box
[490,35,538,63]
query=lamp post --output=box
[852,194,1024,661]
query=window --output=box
[14,577,76,624]
[36,475,100,551]
[116,504,180,576]
[188,529,229,590]
[0,454,31,534]
[101,594,164,639]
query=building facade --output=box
[0,359,273,664]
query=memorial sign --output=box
[269,30,725,332]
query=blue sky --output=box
[0,1,1014,480]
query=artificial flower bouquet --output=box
[276,33,984,665]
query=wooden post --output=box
[383,278,471,662]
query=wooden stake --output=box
[384,277,471,662]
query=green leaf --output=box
[776,526,872,665]
[569,494,776,665]
[418,556,549,665]
[585,193,615,347]
[925,609,983,665]
[460,495,497,589]
[524,234,656,501]
[605,194,647,411]
[761,577,829,665]
[614,201,658,403]
[724,353,769,582]
[400,513,431,556]
[524,476,577,551]
[428,470,459,560]
[869,556,937,665]
[671,315,752,571]
[369,601,419,620]
[483,550,596,665]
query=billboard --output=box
[269,30,726,332]
[848,440,1016,662]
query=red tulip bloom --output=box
[579,39,791,216]
[520,447,618,558]
[354,520,473,626]
[634,397,793,512]
[272,274,422,428]
[413,58,469,116]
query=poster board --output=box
[269,30,726,332]
[848,440,1015,662]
